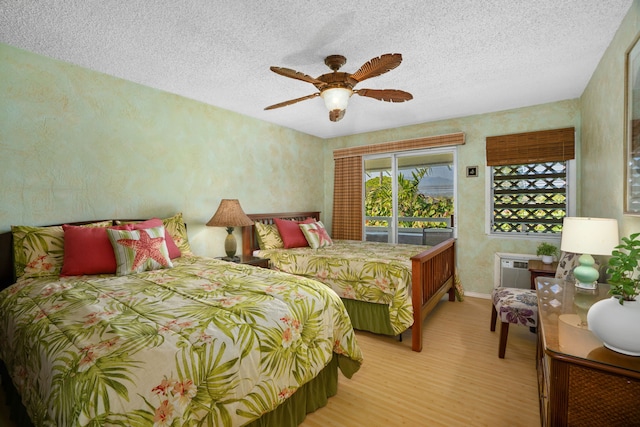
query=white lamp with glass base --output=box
[560,217,619,290]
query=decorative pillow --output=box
[12,221,115,280]
[89,220,115,228]
[129,218,181,259]
[107,226,173,276]
[299,221,333,249]
[162,213,192,256]
[12,225,64,280]
[274,217,316,249]
[61,224,132,276]
[255,222,284,250]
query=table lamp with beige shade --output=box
[560,217,619,290]
[206,199,254,261]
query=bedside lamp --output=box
[206,199,254,261]
[560,217,619,290]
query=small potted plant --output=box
[536,242,558,264]
[605,232,640,304]
[587,232,640,356]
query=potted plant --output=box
[536,242,558,264]
[587,232,640,356]
[606,232,640,304]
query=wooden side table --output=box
[528,259,557,289]
[217,255,270,268]
[238,255,270,268]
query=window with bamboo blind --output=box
[486,127,575,235]
[333,133,464,240]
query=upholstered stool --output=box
[490,287,538,358]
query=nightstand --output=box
[218,255,270,269]
[528,259,557,289]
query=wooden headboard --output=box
[0,219,149,290]
[241,211,321,256]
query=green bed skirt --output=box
[245,354,339,427]
[1,355,347,427]
[340,298,397,336]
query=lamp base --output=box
[575,281,598,290]
[224,227,237,259]
[573,253,599,290]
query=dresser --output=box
[536,277,640,426]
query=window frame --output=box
[485,159,576,238]
[363,147,458,244]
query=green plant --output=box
[536,242,558,257]
[607,232,640,304]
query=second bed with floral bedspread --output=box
[256,240,431,336]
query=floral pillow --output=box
[12,221,113,280]
[299,221,333,249]
[255,222,284,250]
[107,226,173,276]
[162,213,192,256]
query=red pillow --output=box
[61,224,131,276]
[274,217,316,249]
[130,218,181,259]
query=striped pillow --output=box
[107,226,173,276]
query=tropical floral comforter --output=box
[256,240,429,335]
[0,256,363,427]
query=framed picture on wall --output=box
[625,33,640,214]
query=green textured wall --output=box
[324,100,580,295]
[581,0,640,239]
[0,43,324,257]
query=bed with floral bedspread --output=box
[242,212,457,352]
[255,240,425,336]
[0,254,362,426]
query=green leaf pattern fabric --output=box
[256,240,429,335]
[254,222,284,250]
[0,256,362,426]
[161,212,192,255]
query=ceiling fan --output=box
[265,53,413,122]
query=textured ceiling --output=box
[0,1,633,139]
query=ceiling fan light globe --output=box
[321,87,352,111]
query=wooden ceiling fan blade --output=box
[264,93,320,110]
[270,67,324,85]
[355,89,413,102]
[350,53,403,82]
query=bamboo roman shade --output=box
[332,132,465,240]
[485,127,575,166]
[333,132,465,160]
[332,156,363,240]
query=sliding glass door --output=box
[363,148,456,245]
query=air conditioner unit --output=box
[495,253,532,289]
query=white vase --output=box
[587,297,640,356]
[541,255,553,264]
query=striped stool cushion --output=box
[491,287,537,328]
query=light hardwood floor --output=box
[0,296,540,426]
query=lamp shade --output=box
[321,87,352,111]
[206,199,254,227]
[560,217,619,255]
